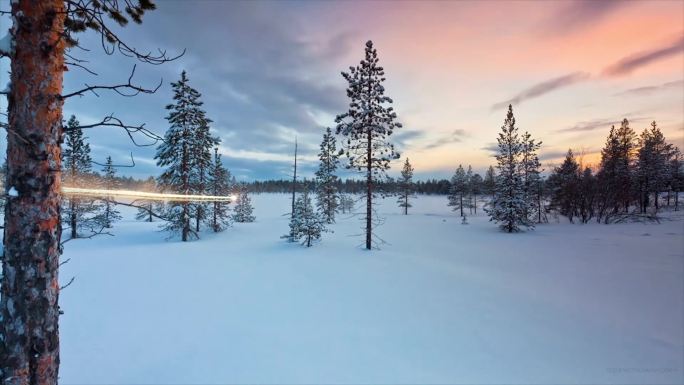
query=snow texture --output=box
[18,194,684,384]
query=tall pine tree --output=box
[636,121,671,213]
[596,119,637,222]
[315,127,340,223]
[155,71,204,241]
[335,40,402,249]
[396,158,415,215]
[486,105,528,232]
[448,165,468,217]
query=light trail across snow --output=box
[62,187,235,202]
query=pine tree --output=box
[577,167,596,223]
[1,2,167,382]
[335,40,402,249]
[448,165,468,217]
[285,188,328,247]
[99,156,122,228]
[636,121,671,213]
[469,172,483,215]
[190,117,220,233]
[486,105,528,232]
[520,131,542,225]
[548,149,581,222]
[669,147,683,211]
[396,158,415,215]
[596,119,637,222]
[208,148,232,232]
[483,165,496,201]
[61,115,100,238]
[155,71,204,241]
[315,127,340,223]
[233,183,255,223]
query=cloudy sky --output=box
[1,0,683,180]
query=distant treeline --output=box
[246,178,453,195]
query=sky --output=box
[1,0,683,180]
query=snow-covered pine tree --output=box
[285,188,327,247]
[61,115,100,238]
[99,156,122,228]
[396,158,415,215]
[233,183,255,223]
[335,40,402,250]
[135,176,159,222]
[190,116,220,232]
[208,148,232,232]
[315,127,340,223]
[448,165,468,217]
[520,131,542,226]
[486,105,529,232]
[155,70,204,241]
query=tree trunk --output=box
[70,199,77,239]
[675,189,679,211]
[365,127,372,250]
[1,1,65,384]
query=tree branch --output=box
[67,114,164,147]
[91,152,136,168]
[61,64,161,99]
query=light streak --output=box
[62,187,234,202]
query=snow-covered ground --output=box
[52,194,683,384]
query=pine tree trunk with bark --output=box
[365,126,372,250]
[0,1,65,384]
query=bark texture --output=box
[1,1,65,384]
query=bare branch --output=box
[64,0,184,65]
[60,277,76,290]
[91,152,136,168]
[60,225,113,246]
[67,113,164,147]
[112,200,168,221]
[61,64,161,99]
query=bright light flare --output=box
[62,187,233,202]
